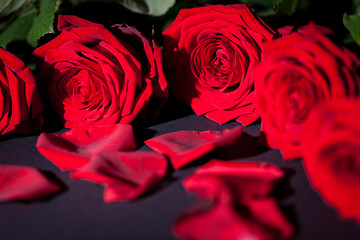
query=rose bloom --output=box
[162,4,275,125]
[33,15,168,128]
[254,22,360,160]
[302,99,360,223]
[0,47,43,135]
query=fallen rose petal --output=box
[246,198,294,240]
[36,124,136,171]
[174,199,293,240]
[0,165,61,202]
[70,151,167,202]
[145,126,244,169]
[174,160,293,240]
[184,160,284,204]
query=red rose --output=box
[302,98,360,223]
[254,22,360,160]
[163,4,275,125]
[33,15,168,128]
[0,48,43,135]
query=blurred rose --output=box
[163,4,275,125]
[254,22,360,160]
[0,47,43,135]
[302,98,360,223]
[34,15,168,128]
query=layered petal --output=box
[163,4,275,125]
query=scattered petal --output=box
[36,124,136,171]
[145,126,244,169]
[174,199,293,240]
[71,151,168,202]
[0,165,61,202]
[174,160,293,240]
[184,160,284,204]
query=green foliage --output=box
[354,0,360,12]
[0,0,57,48]
[0,7,36,48]
[274,0,298,16]
[27,0,57,47]
[344,13,360,46]
[0,0,26,17]
[242,0,280,8]
[117,0,176,16]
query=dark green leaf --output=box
[0,7,36,48]
[0,0,26,17]
[274,0,298,16]
[118,0,176,16]
[353,0,360,13]
[242,0,280,8]
[26,0,57,47]
[343,12,360,46]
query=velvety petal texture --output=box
[36,124,136,170]
[71,151,168,202]
[174,160,293,240]
[0,165,61,202]
[163,4,275,125]
[254,22,360,160]
[302,98,360,223]
[33,15,168,128]
[145,126,244,169]
[0,47,43,135]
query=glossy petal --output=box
[36,124,136,171]
[0,165,61,202]
[71,151,168,202]
[145,126,244,169]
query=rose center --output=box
[190,34,245,90]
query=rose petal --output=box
[0,165,61,202]
[145,126,244,169]
[70,151,167,202]
[174,160,293,240]
[36,124,136,171]
[174,199,293,240]
[183,160,284,204]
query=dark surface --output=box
[1,113,360,240]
